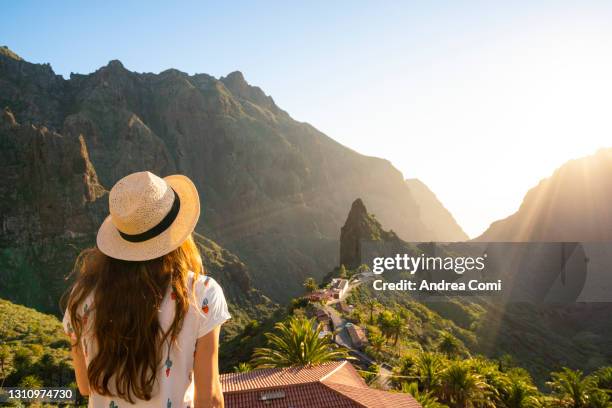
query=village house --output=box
[221,360,421,407]
[330,278,349,299]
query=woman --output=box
[62,171,230,407]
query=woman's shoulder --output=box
[188,272,224,300]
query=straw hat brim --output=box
[96,174,200,261]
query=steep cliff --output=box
[476,149,612,241]
[339,198,402,269]
[0,108,106,311]
[405,178,468,241]
[0,47,466,301]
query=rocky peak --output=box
[105,59,127,72]
[220,70,281,114]
[91,59,133,84]
[340,198,399,269]
[0,48,66,128]
[0,46,23,61]
[223,70,248,90]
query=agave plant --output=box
[251,315,349,368]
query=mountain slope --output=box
[0,47,469,301]
[476,148,612,241]
[0,298,74,388]
[405,178,468,241]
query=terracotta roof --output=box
[224,382,360,407]
[325,382,421,408]
[221,361,351,392]
[221,360,422,408]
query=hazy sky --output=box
[4,1,612,237]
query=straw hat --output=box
[97,171,200,261]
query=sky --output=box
[3,1,612,237]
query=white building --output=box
[330,278,349,299]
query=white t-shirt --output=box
[63,273,231,407]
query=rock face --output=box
[476,149,612,241]
[0,108,106,311]
[405,179,468,241]
[339,199,402,269]
[0,47,466,301]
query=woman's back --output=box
[64,273,230,407]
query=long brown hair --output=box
[62,235,203,403]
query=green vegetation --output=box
[320,272,612,407]
[251,315,348,368]
[391,349,612,408]
[303,277,318,293]
[0,299,74,389]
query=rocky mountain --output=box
[405,178,468,241]
[0,106,274,327]
[476,148,612,241]
[0,46,465,301]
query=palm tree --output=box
[392,355,415,389]
[365,298,379,324]
[587,389,612,408]
[388,314,405,346]
[377,310,394,342]
[368,331,385,357]
[401,382,447,408]
[547,368,595,408]
[500,378,539,408]
[412,351,444,392]
[467,358,506,405]
[303,277,318,293]
[591,366,612,394]
[437,331,463,358]
[252,315,349,368]
[439,361,491,408]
